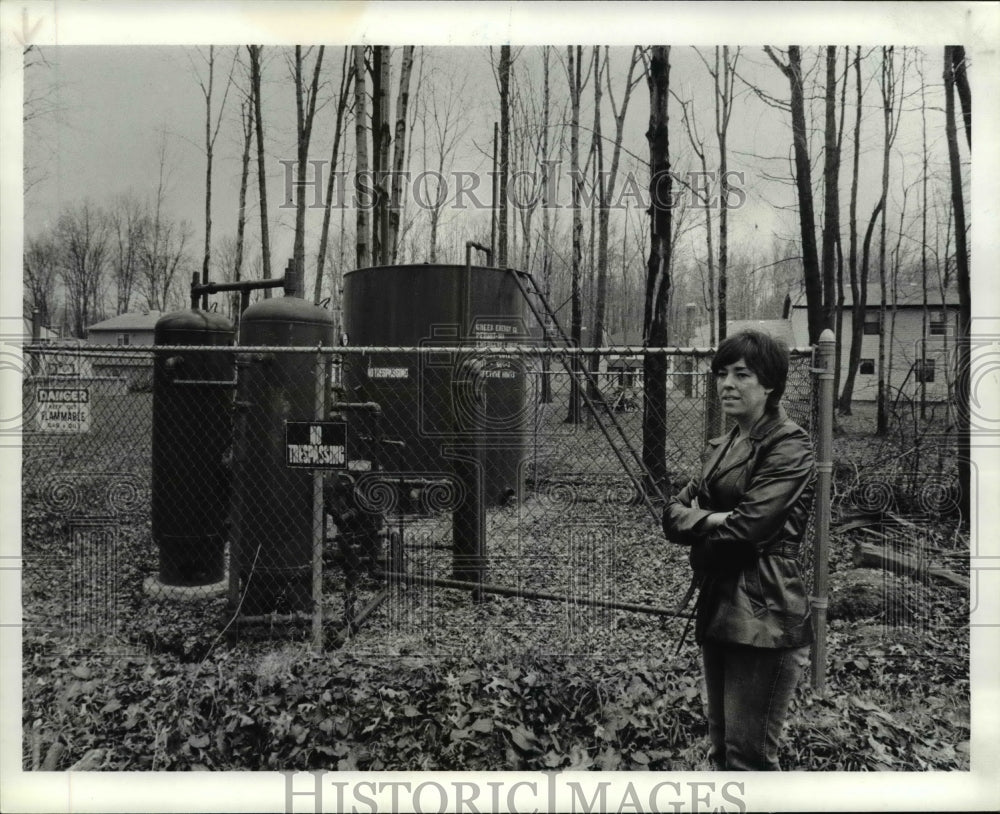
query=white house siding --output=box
[790,306,958,403]
[86,327,156,346]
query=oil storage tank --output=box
[342,264,532,507]
[234,294,334,615]
[152,309,235,587]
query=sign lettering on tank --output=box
[367,366,409,379]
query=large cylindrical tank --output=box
[342,264,531,507]
[234,295,333,615]
[152,309,235,586]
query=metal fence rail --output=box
[20,342,824,662]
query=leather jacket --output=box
[662,406,815,648]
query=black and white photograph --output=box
[2,2,998,812]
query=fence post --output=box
[311,350,327,652]
[811,329,836,691]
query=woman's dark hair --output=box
[711,330,789,410]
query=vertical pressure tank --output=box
[234,295,333,615]
[152,309,235,587]
[342,264,531,507]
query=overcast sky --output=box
[9,1,1000,324]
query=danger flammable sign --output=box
[36,387,91,433]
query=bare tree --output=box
[190,46,237,293]
[108,193,147,314]
[371,46,392,265]
[591,46,643,383]
[289,45,325,290]
[232,98,254,316]
[23,45,62,196]
[497,45,512,268]
[540,46,555,402]
[876,47,906,435]
[419,64,470,263]
[839,47,866,415]
[833,46,850,404]
[315,47,355,304]
[140,136,190,312]
[821,46,842,334]
[57,202,110,337]
[565,45,585,424]
[247,46,273,290]
[673,89,716,342]
[24,233,60,328]
[693,45,740,342]
[389,46,416,264]
[764,45,823,344]
[642,45,672,495]
[353,45,371,269]
[950,46,971,149]
[944,44,971,526]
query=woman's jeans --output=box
[701,640,810,771]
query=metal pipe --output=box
[811,329,835,692]
[191,274,289,313]
[329,401,383,414]
[452,242,493,596]
[168,378,238,387]
[376,570,694,619]
[234,612,313,625]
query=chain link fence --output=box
[20,341,820,658]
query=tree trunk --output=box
[840,198,882,414]
[233,100,252,319]
[642,45,672,495]
[315,47,353,304]
[944,45,971,528]
[715,46,737,343]
[370,45,392,266]
[765,46,822,344]
[566,45,583,425]
[834,46,849,405]
[950,45,972,149]
[821,45,841,334]
[249,46,272,292]
[498,46,511,268]
[389,45,415,264]
[354,45,371,269]
[294,45,325,296]
[202,46,215,293]
[591,47,607,400]
[876,47,895,436]
[788,46,823,344]
[839,47,864,415]
[540,46,553,404]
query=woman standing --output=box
[663,330,815,771]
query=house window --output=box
[860,358,875,375]
[914,359,936,383]
[929,311,947,336]
[863,313,880,335]
[117,333,130,346]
